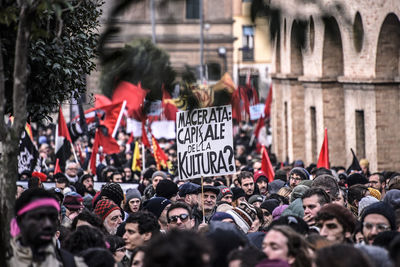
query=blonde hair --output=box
[277,187,292,198]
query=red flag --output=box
[94,94,112,108]
[83,101,125,136]
[54,159,61,174]
[58,106,72,143]
[112,81,149,116]
[240,87,250,116]
[89,131,100,175]
[141,121,151,148]
[264,84,273,119]
[162,86,178,121]
[127,132,134,145]
[89,130,120,175]
[55,106,72,169]
[152,135,169,170]
[317,128,330,169]
[261,146,275,182]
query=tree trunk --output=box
[0,3,30,265]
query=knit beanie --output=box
[217,186,233,201]
[268,180,285,194]
[281,198,303,218]
[79,174,93,184]
[290,185,310,203]
[63,192,84,210]
[126,188,142,203]
[289,167,310,181]
[100,183,124,207]
[260,199,280,214]
[151,171,167,180]
[272,204,289,220]
[226,202,257,233]
[358,196,379,217]
[231,187,246,201]
[361,202,396,230]
[347,173,368,187]
[210,212,235,222]
[383,189,400,210]
[254,170,269,183]
[142,197,171,219]
[248,195,264,205]
[94,199,120,222]
[368,187,381,200]
[155,179,178,199]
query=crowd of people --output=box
[9,123,400,267]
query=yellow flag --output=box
[131,141,141,172]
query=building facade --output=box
[270,0,400,171]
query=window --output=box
[207,63,221,81]
[310,107,317,162]
[242,26,254,61]
[355,110,365,158]
[186,0,200,19]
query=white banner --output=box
[176,105,236,180]
[249,104,265,120]
[126,118,142,136]
[151,121,176,139]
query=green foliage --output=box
[1,0,103,121]
[100,38,176,101]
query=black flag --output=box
[346,148,362,174]
[18,129,41,175]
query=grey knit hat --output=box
[126,188,142,203]
[151,171,167,180]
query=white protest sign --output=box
[151,121,176,139]
[126,118,142,136]
[249,103,265,120]
[176,105,236,180]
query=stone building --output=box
[270,0,400,171]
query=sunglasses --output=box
[168,214,190,224]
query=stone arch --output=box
[375,13,400,79]
[322,17,343,77]
[290,20,304,75]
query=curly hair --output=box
[62,225,106,255]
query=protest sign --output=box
[250,103,265,120]
[176,105,236,180]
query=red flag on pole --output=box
[55,106,73,169]
[112,81,149,116]
[261,145,275,182]
[141,121,151,148]
[151,135,169,170]
[317,128,330,169]
[264,84,273,119]
[54,159,61,175]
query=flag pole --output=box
[142,143,146,170]
[201,176,205,224]
[112,100,127,138]
[70,143,79,164]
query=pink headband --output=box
[17,198,60,216]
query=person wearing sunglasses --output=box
[360,201,396,244]
[167,202,194,230]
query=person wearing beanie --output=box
[143,171,167,200]
[383,189,400,210]
[155,179,178,201]
[231,187,246,206]
[361,201,396,244]
[217,186,234,205]
[290,185,310,203]
[210,212,235,224]
[347,173,368,187]
[61,192,84,229]
[268,180,285,195]
[359,158,371,177]
[368,187,381,200]
[288,167,310,189]
[94,199,123,235]
[254,170,269,196]
[272,205,289,220]
[124,188,142,214]
[178,182,200,208]
[100,183,124,207]
[315,203,357,243]
[260,199,280,227]
[249,195,264,208]
[358,196,379,218]
[226,202,257,233]
[143,197,171,231]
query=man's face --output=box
[83,177,94,191]
[289,173,302,188]
[184,194,198,207]
[112,174,123,183]
[241,177,254,196]
[318,218,348,243]
[199,191,217,213]
[302,195,322,226]
[123,223,150,251]
[65,163,78,177]
[152,176,163,189]
[221,194,233,204]
[362,214,391,244]
[167,207,194,230]
[262,230,294,264]
[124,168,132,179]
[369,175,383,192]
[103,209,123,235]
[129,198,141,213]
[55,182,67,192]
[257,179,268,195]
[19,206,59,247]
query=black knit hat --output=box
[260,199,280,214]
[347,173,368,187]
[156,179,178,199]
[289,167,310,181]
[143,197,171,219]
[361,202,396,230]
[231,187,246,201]
[101,183,124,207]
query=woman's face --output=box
[131,251,144,267]
[129,198,141,213]
[262,230,294,264]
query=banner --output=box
[249,104,265,120]
[151,121,176,139]
[18,130,41,174]
[176,105,235,180]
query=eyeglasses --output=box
[363,222,390,232]
[168,214,190,224]
[116,247,126,253]
[290,177,302,182]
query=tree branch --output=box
[12,3,31,136]
[0,35,6,141]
